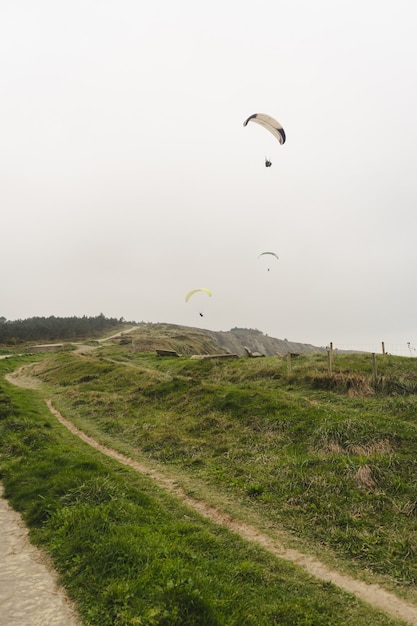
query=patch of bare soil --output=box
[5,366,43,389]
[5,369,417,625]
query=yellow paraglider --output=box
[185,288,212,303]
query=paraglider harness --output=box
[265,158,272,168]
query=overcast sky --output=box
[2,0,417,354]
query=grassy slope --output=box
[1,344,417,625]
[31,346,417,585]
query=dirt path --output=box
[0,483,80,626]
[4,368,417,625]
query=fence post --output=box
[372,352,377,384]
[327,342,333,374]
[381,341,385,355]
[287,352,292,376]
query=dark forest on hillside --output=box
[0,314,133,344]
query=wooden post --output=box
[328,343,333,374]
[287,353,292,376]
[372,352,377,384]
[381,341,385,355]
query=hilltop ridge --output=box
[127,323,327,357]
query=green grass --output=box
[1,350,417,624]
[30,350,417,583]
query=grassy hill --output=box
[1,333,417,624]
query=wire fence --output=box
[330,342,417,358]
[285,342,417,380]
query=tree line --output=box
[0,314,134,344]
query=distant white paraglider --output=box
[258,251,279,272]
